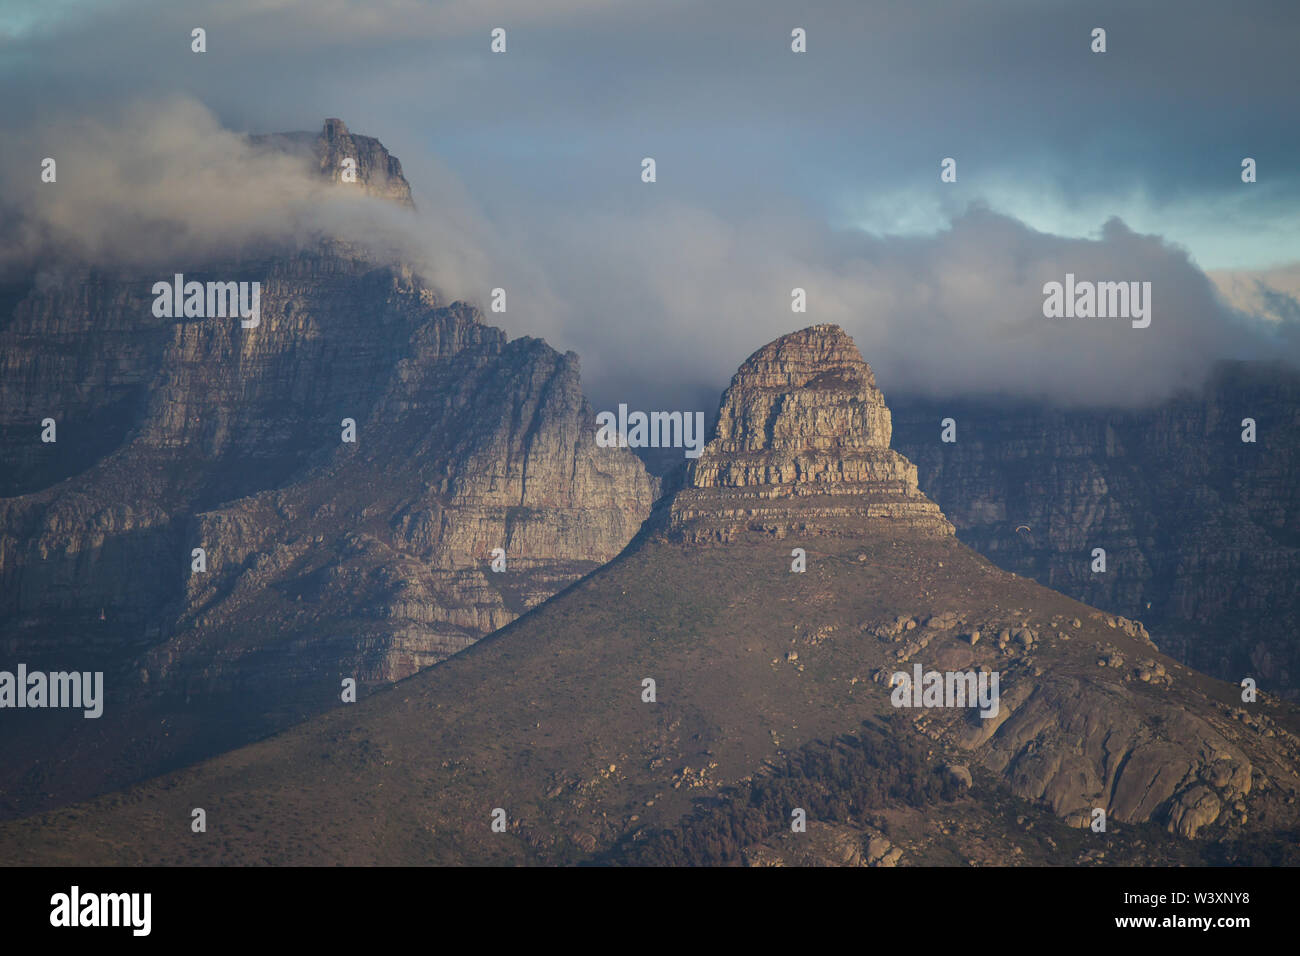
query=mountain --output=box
[4,325,1296,866]
[890,361,1300,699]
[0,121,658,819]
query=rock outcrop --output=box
[2,325,1299,865]
[670,325,953,540]
[249,118,415,207]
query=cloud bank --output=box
[3,0,1299,413]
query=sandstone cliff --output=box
[891,361,1300,698]
[0,122,658,817]
[670,324,953,541]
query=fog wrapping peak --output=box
[2,100,1295,412]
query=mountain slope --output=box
[3,326,1296,866]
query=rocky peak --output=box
[720,322,880,391]
[0,150,650,813]
[669,325,954,540]
[707,323,892,455]
[251,119,415,207]
[322,117,350,141]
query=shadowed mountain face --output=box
[4,326,1296,866]
[890,363,1300,699]
[0,122,657,819]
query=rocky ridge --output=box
[0,121,658,817]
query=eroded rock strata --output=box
[670,324,953,541]
[891,362,1300,698]
[0,121,657,816]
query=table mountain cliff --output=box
[891,363,1300,699]
[0,121,657,818]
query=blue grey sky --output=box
[3,0,1298,409]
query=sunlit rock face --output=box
[670,324,954,541]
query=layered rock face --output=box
[890,361,1300,697]
[0,122,657,815]
[670,324,953,540]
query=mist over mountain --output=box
[3,113,1299,832]
[0,121,656,819]
[7,0,1300,413]
[5,100,1294,417]
[3,0,1300,885]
